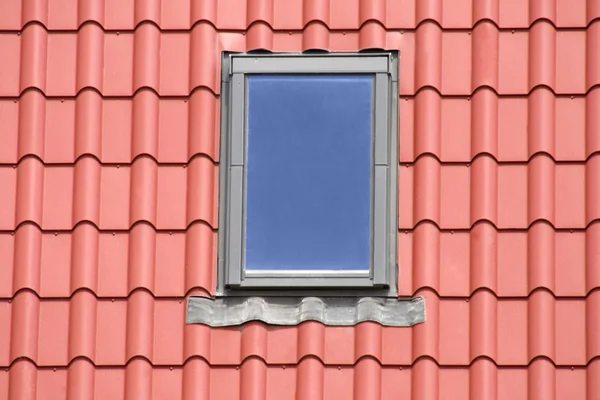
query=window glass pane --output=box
[245,75,373,272]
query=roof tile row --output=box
[1,222,599,298]
[0,223,216,298]
[1,154,597,231]
[1,0,599,30]
[3,358,597,400]
[0,157,218,231]
[2,88,600,165]
[400,154,598,229]
[1,21,599,97]
[399,222,600,297]
[2,290,599,367]
[0,89,221,165]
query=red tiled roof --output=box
[1,0,599,398]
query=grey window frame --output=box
[217,51,399,298]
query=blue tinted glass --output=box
[245,75,373,271]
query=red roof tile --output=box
[2,0,600,30]
[1,291,599,367]
[2,22,600,98]
[0,0,598,398]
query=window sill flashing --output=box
[186,295,426,328]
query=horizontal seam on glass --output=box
[244,270,370,275]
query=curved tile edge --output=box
[186,295,426,327]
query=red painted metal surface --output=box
[1,0,599,398]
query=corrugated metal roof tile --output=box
[2,22,600,98]
[0,0,597,397]
[2,88,599,165]
[1,223,598,299]
[398,154,597,229]
[1,346,600,398]
[0,90,220,164]
[0,157,218,231]
[2,0,600,30]
[1,290,599,368]
[0,223,216,298]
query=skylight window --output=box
[245,75,373,273]
[218,52,399,295]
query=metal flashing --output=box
[186,296,426,327]
[230,53,391,74]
